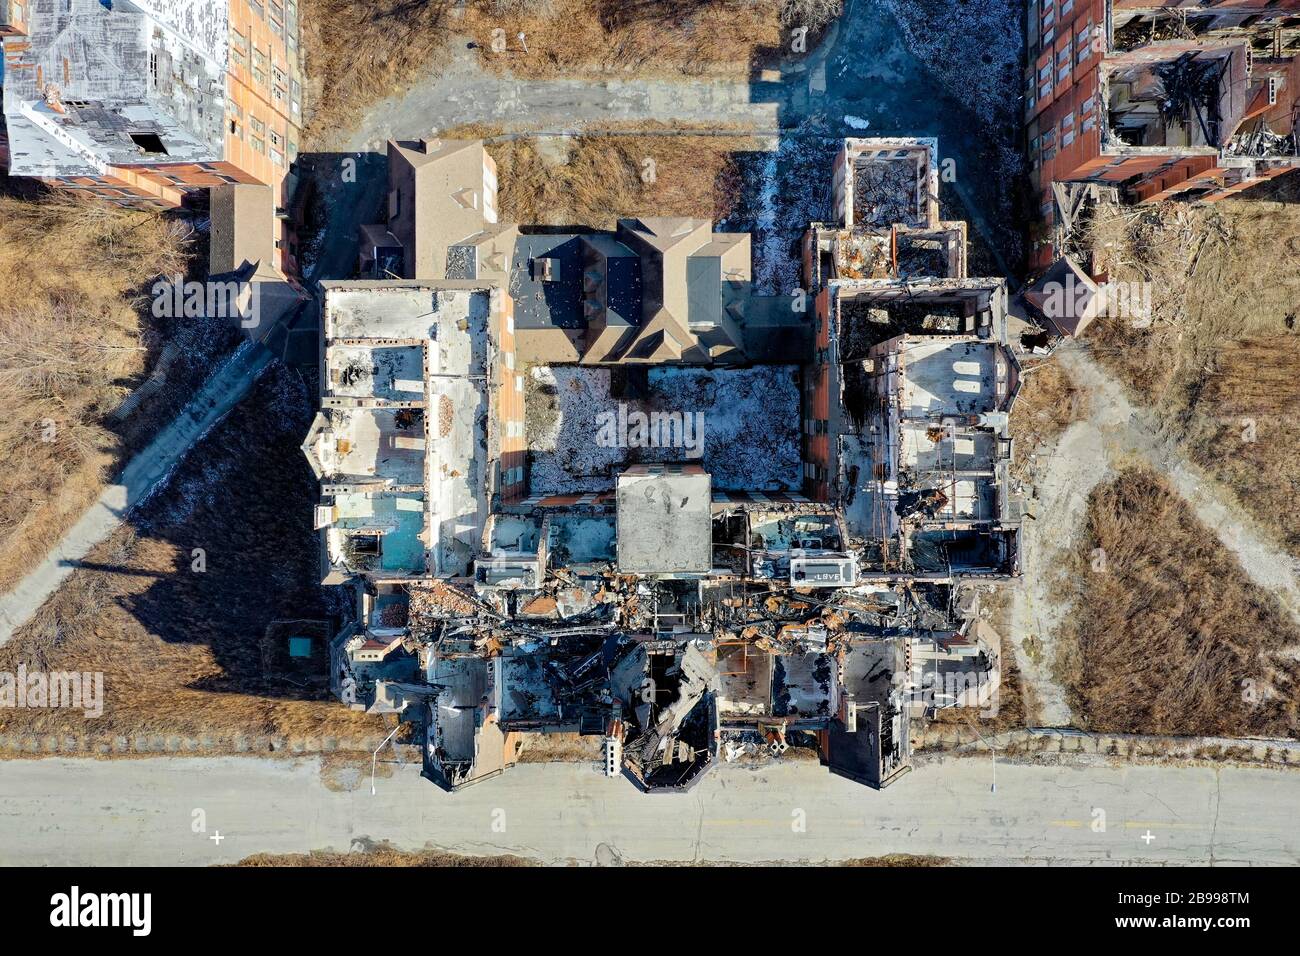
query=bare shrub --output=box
[1084,194,1300,559]
[485,127,759,227]
[301,0,789,141]
[299,0,456,141]
[1008,357,1089,483]
[468,0,785,79]
[780,0,843,31]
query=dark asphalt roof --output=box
[687,256,721,329]
[508,234,585,330]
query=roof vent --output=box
[536,257,560,282]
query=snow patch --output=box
[524,365,804,494]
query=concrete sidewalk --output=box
[0,341,275,647]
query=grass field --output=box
[0,365,386,748]
[463,0,792,79]
[1083,179,1300,560]
[0,185,216,595]
[484,128,762,227]
[299,0,455,141]
[1007,357,1088,486]
[299,0,826,140]
[1051,466,1300,738]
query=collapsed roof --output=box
[304,283,500,583]
[316,135,1020,797]
[2,0,229,176]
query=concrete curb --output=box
[0,733,400,757]
[914,726,1300,767]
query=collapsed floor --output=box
[313,130,1023,796]
[337,548,1004,793]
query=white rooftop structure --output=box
[2,0,229,177]
[304,282,500,583]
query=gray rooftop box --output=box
[616,465,712,575]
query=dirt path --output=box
[1060,345,1300,625]
[338,42,781,154]
[1010,357,1117,727]
[0,342,276,647]
[1008,343,1300,727]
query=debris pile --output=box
[1226,120,1298,159]
[1153,52,1228,145]
[853,157,920,228]
[314,133,1018,798]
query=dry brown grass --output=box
[236,844,942,868]
[513,731,603,762]
[1052,466,1300,737]
[838,854,949,867]
[1084,191,1300,558]
[1008,357,1089,485]
[319,751,397,790]
[463,0,787,79]
[0,367,386,748]
[298,0,456,143]
[1084,197,1299,412]
[926,647,1030,732]
[299,0,815,141]
[929,587,1034,731]
[1182,338,1300,558]
[636,853,950,866]
[487,129,760,227]
[234,844,537,866]
[0,190,194,594]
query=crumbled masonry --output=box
[310,136,1017,793]
[1026,0,1300,272]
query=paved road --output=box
[0,341,275,646]
[1,755,1295,865]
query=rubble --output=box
[1027,3,1300,271]
[310,136,1020,795]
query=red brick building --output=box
[1026,0,1300,270]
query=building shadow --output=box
[735,0,1029,284]
[294,151,389,286]
[83,359,345,701]
[6,0,1033,713]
